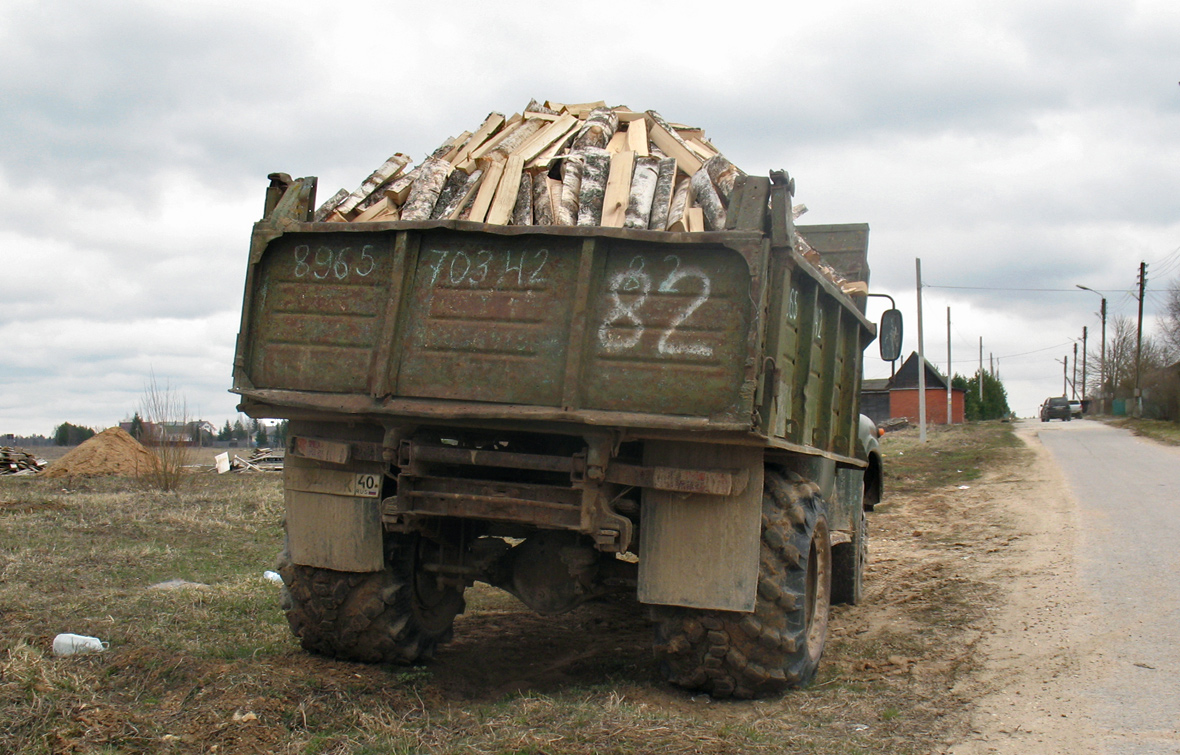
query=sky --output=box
[2,0,1179,436]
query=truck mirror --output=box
[879,309,903,362]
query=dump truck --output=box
[232,168,899,699]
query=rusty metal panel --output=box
[638,442,763,612]
[395,231,583,405]
[581,242,753,417]
[248,233,394,393]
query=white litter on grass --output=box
[53,633,108,656]
[958,485,970,490]
[263,570,283,584]
[149,579,209,590]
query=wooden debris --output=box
[1,447,46,475]
[467,158,506,223]
[645,111,703,175]
[486,154,526,226]
[334,154,412,217]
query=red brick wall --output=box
[890,388,965,424]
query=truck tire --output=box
[653,469,832,698]
[831,505,867,605]
[277,533,465,664]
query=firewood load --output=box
[310,99,858,293]
[1,447,47,476]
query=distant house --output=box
[861,352,965,425]
[118,420,216,446]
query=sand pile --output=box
[40,427,162,478]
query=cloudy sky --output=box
[2,0,1178,436]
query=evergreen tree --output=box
[274,420,289,446]
[217,420,233,442]
[232,418,248,441]
[53,422,96,446]
[129,412,144,440]
[255,424,269,447]
[953,371,1012,421]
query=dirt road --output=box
[951,419,1180,755]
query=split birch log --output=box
[532,169,554,225]
[627,118,650,157]
[665,177,691,231]
[467,158,506,223]
[440,131,473,163]
[337,154,412,216]
[529,125,579,169]
[314,188,349,222]
[703,154,743,204]
[525,99,559,115]
[432,168,480,220]
[606,130,629,154]
[451,112,506,170]
[576,148,611,226]
[469,113,525,161]
[518,114,578,163]
[354,196,400,222]
[557,155,584,226]
[571,108,619,151]
[690,168,726,230]
[686,206,706,233]
[645,111,703,175]
[400,158,453,221]
[485,154,526,226]
[624,156,660,230]
[445,168,484,220]
[647,157,677,230]
[488,119,544,159]
[371,165,422,208]
[547,177,564,223]
[600,150,636,228]
[513,169,534,226]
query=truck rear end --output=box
[234,139,883,698]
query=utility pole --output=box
[946,307,952,424]
[916,259,927,442]
[1062,355,1068,396]
[1072,343,1078,399]
[978,337,983,403]
[1135,261,1147,417]
[1081,326,1088,405]
[1077,285,1107,414]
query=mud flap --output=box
[638,442,763,612]
[284,437,385,573]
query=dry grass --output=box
[0,425,1029,755]
[1103,416,1180,446]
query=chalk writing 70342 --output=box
[421,248,549,288]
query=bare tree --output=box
[139,372,190,491]
[1162,276,1180,358]
[1087,315,1171,401]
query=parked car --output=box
[1040,397,1072,422]
[1069,400,1082,418]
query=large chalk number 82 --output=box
[598,255,713,358]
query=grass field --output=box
[1,424,1027,754]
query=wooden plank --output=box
[440,131,473,163]
[599,150,636,228]
[686,206,705,233]
[466,158,505,223]
[352,196,399,222]
[469,113,525,160]
[485,154,525,225]
[688,137,718,159]
[450,112,506,168]
[646,115,703,175]
[528,124,580,168]
[517,113,578,162]
[627,118,649,157]
[336,154,412,216]
[605,129,629,154]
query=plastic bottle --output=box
[52,633,107,656]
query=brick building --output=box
[861,352,965,425]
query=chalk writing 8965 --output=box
[292,245,377,280]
